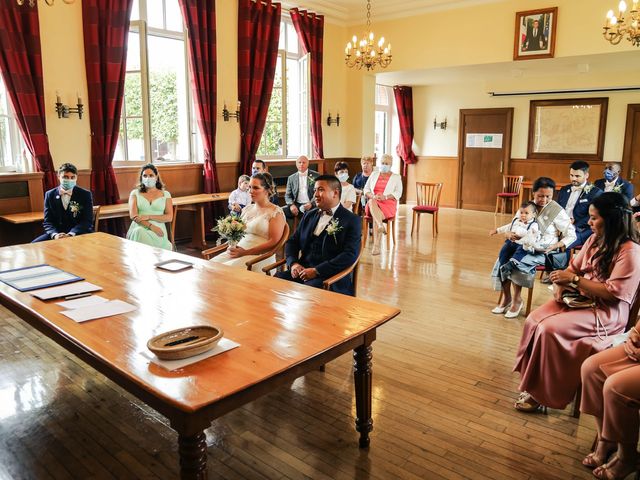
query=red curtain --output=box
[179,0,219,194]
[238,0,281,174]
[0,2,56,192]
[290,8,324,160]
[393,86,417,175]
[82,0,133,210]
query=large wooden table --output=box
[0,233,400,479]
[0,192,230,248]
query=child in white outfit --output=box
[490,201,540,265]
[228,175,251,217]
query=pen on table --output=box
[63,293,92,300]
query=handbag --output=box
[544,250,568,270]
[561,289,607,340]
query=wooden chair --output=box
[495,175,524,215]
[92,205,101,232]
[202,223,289,271]
[167,205,178,251]
[411,182,443,237]
[352,192,362,215]
[362,215,396,249]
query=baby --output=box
[228,175,251,217]
[490,201,540,266]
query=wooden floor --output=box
[0,207,600,480]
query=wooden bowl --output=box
[147,325,223,361]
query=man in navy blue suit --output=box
[593,163,634,201]
[556,161,602,250]
[33,163,94,242]
[276,175,362,295]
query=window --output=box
[115,0,197,164]
[375,84,400,173]
[0,75,29,172]
[257,18,310,158]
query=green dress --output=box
[126,189,173,251]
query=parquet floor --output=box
[0,207,600,479]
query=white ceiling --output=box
[281,0,506,25]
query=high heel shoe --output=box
[582,440,616,469]
[592,455,639,479]
[504,301,523,319]
[371,245,381,256]
[491,302,512,314]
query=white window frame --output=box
[114,0,194,166]
[375,84,401,173]
[0,75,29,172]
[257,15,310,160]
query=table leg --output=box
[353,343,373,448]
[178,431,208,479]
[191,205,206,249]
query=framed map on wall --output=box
[527,98,608,161]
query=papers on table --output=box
[0,264,83,292]
[30,282,102,300]
[56,295,108,310]
[60,299,137,323]
[142,338,240,371]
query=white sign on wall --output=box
[465,133,503,149]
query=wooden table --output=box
[0,192,230,248]
[0,233,400,479]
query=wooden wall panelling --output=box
[406,156,459,208]
[507,158,589,186]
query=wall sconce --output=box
[326,112,340,126]
[223,101,241,122]
[55,92,83,119]
[433,116,447,130]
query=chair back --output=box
[245,222,290,271]
[92,205,101,232]
[502,175,524,195]
[415,182,443,208]
[353,192,362,215]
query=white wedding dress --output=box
[211,203,285,271]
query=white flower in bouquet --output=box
[212,215,247,247]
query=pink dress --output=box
[513,235,640,409]
[364,175,397,220]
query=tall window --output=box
[257,17,309,158]
[375,84,400,173]
[115,0,197,164]
[0,75,29,172]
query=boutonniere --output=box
[307,175,315,186]
[69,201,82,218]
[583,184,594,194]
[325,218,343,242]
[612,184,622,193]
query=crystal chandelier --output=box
[16,0,74,6]
[345,0,392,71]
[603,0,640,46]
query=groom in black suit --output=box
[33,163,94,242]
[276,175,362,295]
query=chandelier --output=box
[16,0,74,6]
[345,0,392,71]
[603,0,640,46]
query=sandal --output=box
[583,441,616,469]
[514,392,547,413]
[592,455,638,479]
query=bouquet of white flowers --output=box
[212,215,247,247]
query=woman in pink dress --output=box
[363,154,403,255]
[513,192,640,413]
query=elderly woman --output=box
[363,154,403,255]
[127,163,174,250]
[492,177,576,318]
[514,192,640,415]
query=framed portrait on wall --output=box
[513,7,558,61]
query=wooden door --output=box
[457,108,514,211]
[623,104,640,192]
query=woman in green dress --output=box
[127,164,174,250]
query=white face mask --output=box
[142,177,157,189]
[337,172,349,182]
[379,165,391,174]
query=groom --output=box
[276,175,362,295]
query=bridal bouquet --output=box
[212,215,247,247]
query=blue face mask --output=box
[603,170,616,182]
[379,165,391,174]
[142,177,157,189]
[251,168,260,175]
[60,178,76,190]
[337,172,349,182]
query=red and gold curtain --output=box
[393,85,417,175]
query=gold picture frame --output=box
[514,7,557,61]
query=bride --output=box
[211,172,286,271]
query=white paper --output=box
[56,295,109,310]
[61,299,136,323]
[30,282,102,300]
[142,338,240,371]
[465,133,503,148]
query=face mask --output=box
[60,179,76,190]
[251,168,260,175]
[603,170,616,182]
[142,177,157,189]
[337,172,349,182]
[379,165,391,174]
